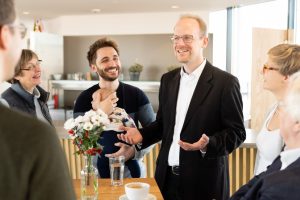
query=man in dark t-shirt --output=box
[73,37,155,178]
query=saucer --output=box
[119,193,156,200]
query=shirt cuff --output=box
[200,149,206,157]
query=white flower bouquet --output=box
[64,109,110,155]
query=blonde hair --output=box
[285,71,300,121]
[268,44,300,76]
[179,14,207,36]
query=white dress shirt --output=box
[280,148,300,170]
[168,60,206,166]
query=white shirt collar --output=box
[180,59,207,80]
[280,148,300,170]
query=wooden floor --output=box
[60,139,256,194]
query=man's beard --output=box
[97,66,120,82]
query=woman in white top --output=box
[254,44,300,175]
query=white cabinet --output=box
[50,80,159,92]
[29,32,63,91]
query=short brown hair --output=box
[9,49,38,83]
[268,44,300,76]
[0,0,16,26]
[87,37,119,66]
[179,14,207,36]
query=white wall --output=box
[0,82,11,94]
[43,11,209,36]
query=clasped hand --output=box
[105,126,143,161]
[117,126,143,144]
[105,142,135,161]
[116,127,209,152]
[91,91,118,114]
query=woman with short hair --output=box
[254,44,300,175]
[1,49,52,125]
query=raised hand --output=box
[178,133,209,151]
[117,126,143,145]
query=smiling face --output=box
[172,17,208,70]
[91,47,121,82]
[15,56,41,92]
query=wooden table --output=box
[73,178,164,200]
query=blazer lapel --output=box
[181,63,213,131]
[168,70,181,125]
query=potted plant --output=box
[129,63,143,81]
[167,65,180,72]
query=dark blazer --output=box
[140,62,246,200]
[231,156,300,200]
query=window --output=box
[209,0,288,119]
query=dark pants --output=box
[162,166,182,200]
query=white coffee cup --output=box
[125,182,150,200]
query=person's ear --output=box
[201,36,209,48]
[294,121,300,134]
[90,64,97,72]
[0,25,11,49]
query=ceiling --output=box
[15,0,272,20]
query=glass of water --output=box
[109,156,125,186]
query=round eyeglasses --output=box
[21,60,42,71]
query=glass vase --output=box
[81,155,99,200]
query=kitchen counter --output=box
[50,80,160,93]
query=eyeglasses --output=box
[21,60,42,71]
[170,35,194,43]
[262,64,279,74]
[8,23,27,39]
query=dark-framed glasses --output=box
[170,35,194,43]
[21,60,42,71]
[262,64,279,74]
[8,23,27,39]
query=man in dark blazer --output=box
[118,14,246,200]
[231,71,300,200]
